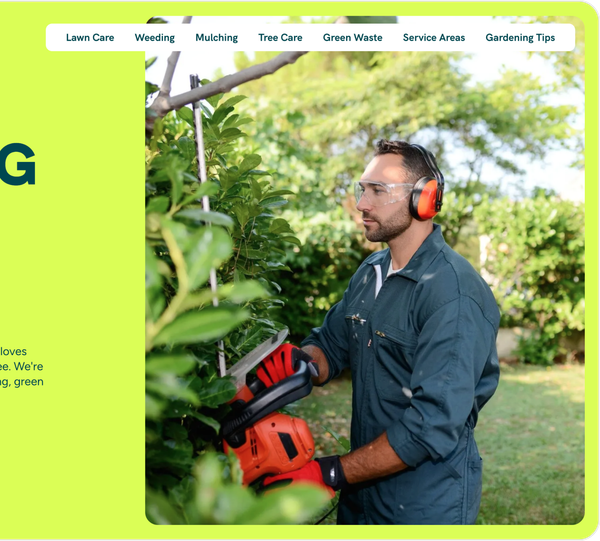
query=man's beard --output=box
[363,210,413,243]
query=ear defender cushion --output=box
[409,178,439,221]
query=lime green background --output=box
[0,2,595,538]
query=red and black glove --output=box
[260,456,348,499]
[256,343,319,388]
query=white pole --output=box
[190,74,226,378]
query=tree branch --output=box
[150,50,308,117]
[158,16,193,97]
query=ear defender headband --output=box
[408,144,445,221]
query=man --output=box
[258,140,500,525]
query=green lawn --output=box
[292,363,585,525]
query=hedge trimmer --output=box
[220,329,317,485]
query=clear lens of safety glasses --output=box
[354,181,414,207]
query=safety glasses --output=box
[354,181,414,207]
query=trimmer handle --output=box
[222,360,313,448]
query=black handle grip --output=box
[222,360,313,447]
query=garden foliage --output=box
[475,192,585,364]
[231,43,580,343]
[145,71,326,524]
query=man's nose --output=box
[356,193,372,212]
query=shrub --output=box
[475,192,584,364]
[145,74,326,523]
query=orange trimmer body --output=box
[224,411,315,485]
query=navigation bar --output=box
[47,23,576,51]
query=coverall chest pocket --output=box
[345,307,370,369]
[373,324,418,400]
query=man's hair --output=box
[374,139,434,184]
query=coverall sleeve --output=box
[386,295,497,467]
[301,286,352,385]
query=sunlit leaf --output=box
[239,154,262,175]
[176,209,233,228]
[146,354,198,376]
[176,106,195,128]
[154,308,249,346]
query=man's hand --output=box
[262,434,407,496]
[256,343,319,388]
[301,345,330,385]
[261,457,348,499]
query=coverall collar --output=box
[366,223,446,283]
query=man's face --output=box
[356,154,413,243]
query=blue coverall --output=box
[302,224,500,524]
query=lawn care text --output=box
[0,357,43,389]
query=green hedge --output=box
[145,73,328,523]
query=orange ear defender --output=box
[408,144,445,221]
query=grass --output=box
[292,363,585,525]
